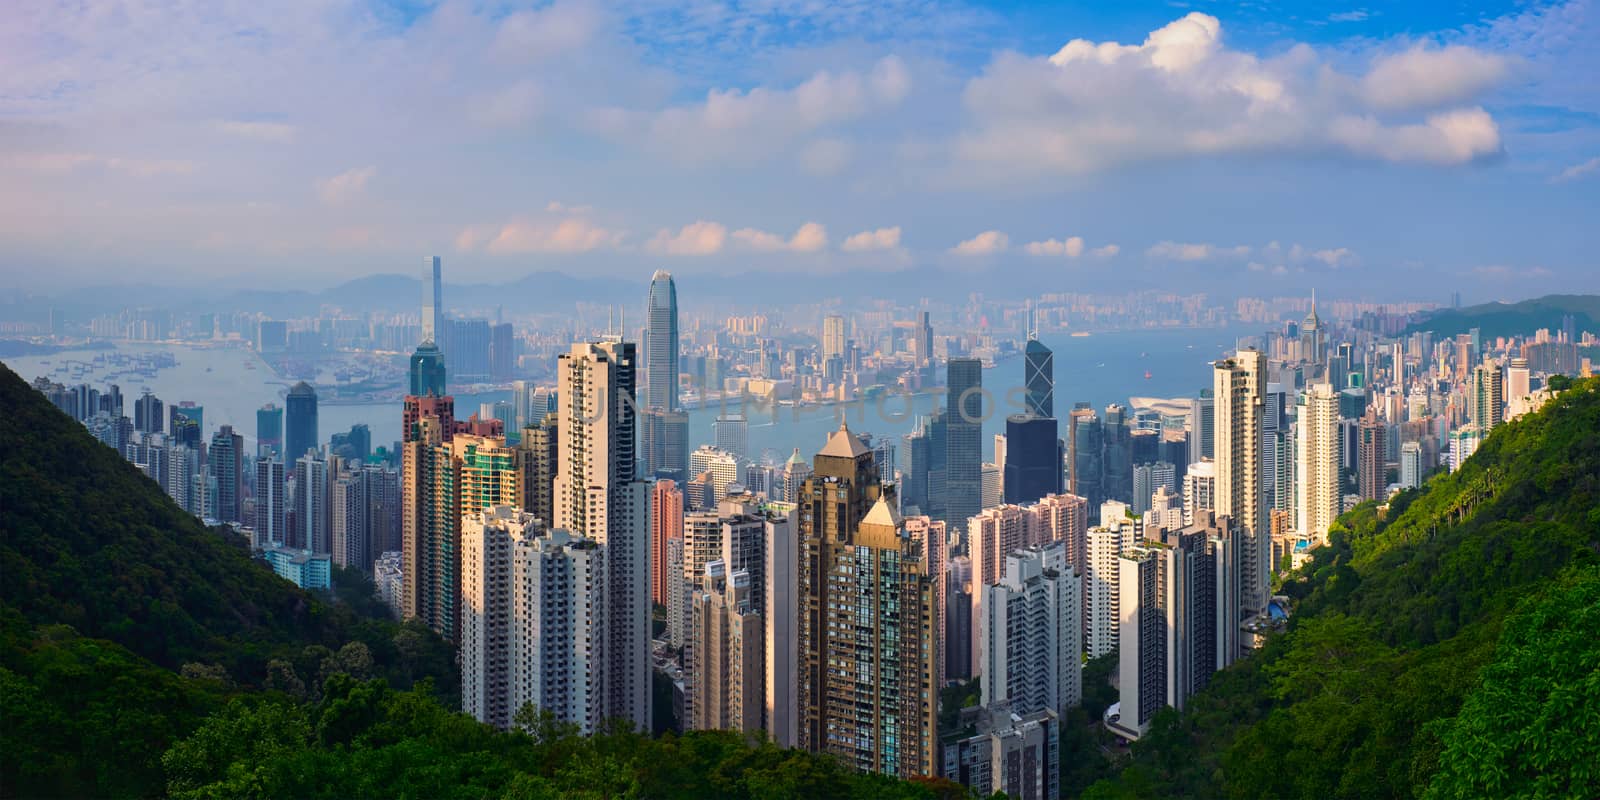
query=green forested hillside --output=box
[1084,378,1600,799]
[1402,294,1600,340]
[0,364,951,800]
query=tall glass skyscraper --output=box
[422,255,443,345]
[285,381,319,466]
[644,270,679,412]
[1023,338,1054,418]
[946,357,983,528]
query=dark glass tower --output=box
[285,381,319,466]
[945,357,983,528]
[1003,413,1063,505]
[1023,338,1054,418]
[409,341,447,397]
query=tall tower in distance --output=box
[821,314,846,362]
[554,338,651,731]
[423,255,443,345]
[285,381,319,467]
[1296,383,1340,542]
[946,357,984,529]
[1214,348,1265,617]
[645,270,679,412]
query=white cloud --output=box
[1329,10,1370,23]
[597,56,911,162]
[465,217,622,254]
[732,222,828,253]
[841,226,902,252]
[957,12,1508,175]
[1551,156,1600,183]
[315,166,376,205]
[649,220,728,255]
[213,120,297,142]
[1091,244,1120,257]
[800,138,854,175]
[1360,46,1510,112]
[489,1,603,64]
[951,230,1008,255]
[468,81,543,128]
[1147,241,1251,261]
[1024,236,1085,257]
[1309,247,1354,267]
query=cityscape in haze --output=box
[2,2,1599,799]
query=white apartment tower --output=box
[1296,383,1341,542]
[981,542,1082,719]
[1214,349,1267,616]
[554,339,650,730]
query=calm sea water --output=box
[3,326,1253,463]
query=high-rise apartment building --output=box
[1296,383,1340,542]
[689,562,764,734]
[651,479,684,606]
[798,424,938,778]
[1108,513,1236,741]
[980,543,1082,719]
[553,338,651,730]
[763,510,799,748]
[713,414,748,460]
[1083,521,1128,658]
[1399,441,1423,489]
[1214,349,1267,616]
[821,314,846,361]
[295,451,331,554]
[515,413,557,527]
[459,506,608,733]
[1357,412,1387,502]
[689,445,743,505]
[1181,459,1216,527]
[208,425,243,524]
[1469,359,1505,434]
[254,458,287,547]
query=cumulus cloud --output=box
[315,166,376,205]
[1091,244,1120,257]
[1360,46,1510,112]
[597,56,911,162]
[1024,236,1085,257]
[732,222,828,253]
[957,12,1508,175]
[489,1,603,64]
[841,226,902,252]
[649,220,728,255]
[951,230,1009,255]
[213,120,297,142]
[1147,241,1251,261]
[463,217,623,254]
[1551,156,1600,183]
[468,81,543,128]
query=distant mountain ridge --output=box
[1403,294,1600,340]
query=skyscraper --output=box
[554,338,650,730]
[689,563,764,734]
[1296,384,1341,541]
[1469,360,1505,434]
[1068,406,1103,514]
[650,479,684,606]
[1004,414,1063,506]
[423,255,443,345]
[256,403,283,458]
[1023,338,1054,418]
[1357,412,1387,502]
[713,414,748,460]
[410,341,447,397]
[1108,512,1236,741]
[208,425,243,524]
[1399,441,1423,489]
[254,458,286,547]
[134,392,163,435]
[763,510,800,748]
[285,381,319,466]
[798,423,938,778]
[1214,349,1266,616]
[644,270,679,412]
[980,542,1081,719]
[821,314,846,361]
[947,357,984,530]
[295,452,331,553]
[912,311,933,370]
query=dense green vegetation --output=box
[1083,377,1600,799]
[0,363,949,799]
[1403,294,1600,339]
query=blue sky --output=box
[1,0,1596,302]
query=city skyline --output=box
[3,1,1597,297]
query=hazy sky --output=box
[3,0,1597,299]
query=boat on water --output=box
[1145,370,1152,379]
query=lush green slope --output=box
[0,363,953,800]
[1402,294,1600,340]
[1084,377,1600,800]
